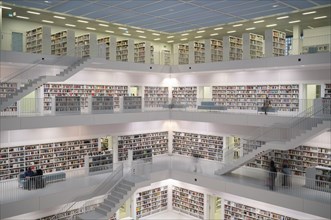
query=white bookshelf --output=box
[189,41,205,64]
[136,186,168,219]
[0,82,18,113]
[0,138,99,180]
[265,29,286,57]
[144,86,169,108]
[116,39,134,62]
[210,39,223,62]
[89,96,114,113]
[224,199,297,220]
[117,132,168,161]
[26,26,51,54]
[178,44,189,64]
[51,30,75,56]
[172,131,223,161]
[172,86,197,107]
[120,96,142,112]
[53,96,81,114]
[88,150,113,173]
[243,33,264,59]
[324,83,331,98]
[172,186,204,219]
[75,33,97,58]
[162,50,171,65]
[97,36,111,60]
[223,36,243,61]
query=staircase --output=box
[76,176,147,220]
[215,109,331,175]
[0,57,90,111]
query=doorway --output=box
[12,32,23,52]
[209,196,222,219]
[306,84,321,110]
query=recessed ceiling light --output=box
[273,4,278,7]
[154,38,160,41]
[44,0,50,3]
[210,33,218,36]
[0,6,12,9]
[307,26,314,29]
[136,30,145,33]
[289,20,300,24]
[65,24,76,27]
[27,11,40,15]
[167,40,174,43]
[277,16,289,20]
[118,27,127,30]
[123,33,131,36]
[303,11,316,15]
[197,30,205,33]
[314,16,327,19]
[233,24,243,27]
[16,16,29,19]
[245,27,256,30]
[266,24,277,27]
[227,30,236,33]
[152,33,160,36]
[254,20,264,23]
[285,29,293,32]
[181,33,189,36]
[77,20,88,23]
[139,36,146,38]
[167,36,174,38]
[214,27,223,30]
[42,20,54,23]
[195,36,202,38]
[99,24,109,27]
[180,38,188,41]
[86,27,96,30]
[105,30,114,33]
[54,15,65,19]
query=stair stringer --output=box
[216,120,330,175]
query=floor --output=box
[140,210,199,220]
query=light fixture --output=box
[285,29,293,32]
[54,15,66,19]
[277,16,289,19]
[27,11,40,15]
[105,30,114,33]
[302,11,316,15]
[154,38,161,41]
[245,27,256,30]
[289,20,300,24]
[195,36,202,38]
[0,6,12,9]
[16,16,29,19]
[180,38,188,41]
[197,30,205,33]
[118,27,127,30]
[254,20,264,23]
[65,24,76,27]
[42,20,54,23]
[167,40,174,43]
[266,24,277,27]
[214,27,223,30]
[167,36,174,38]
[233,24,243,27]
[210,33,218,36]
[139,36,146,38]
[99,24,109,27]
[123,33,131,36]
[152,33,160,36]
[136,30,145,33]
[307,26,314,29]
[314,16,327,19]
[181,33,189,36]
[86,27,96,30]
[273,4,278,7]
[77,20,88,23]
[227,30,236,33]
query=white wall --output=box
[303,26,331,47]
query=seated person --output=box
[24,167,35,190]
[24,167,35,178]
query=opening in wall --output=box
[305,84,321,109]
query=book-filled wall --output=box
[0,82,18,113]
[172,87,197,107]
[117,132,168,161]
[88,150,113,173]
[144,86,169,108]
[172,131,223,161]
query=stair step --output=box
[104,198,117,207]
[113,187,127,195]
[76,211,108,220]
[118,183,132,191]
[95,206,110,216]
[122,179,135,187]
[99,202,115,211]
[110,191,124,199]
[107,194,121,202]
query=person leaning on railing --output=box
[24,167,35,190]
[269,160,277,190]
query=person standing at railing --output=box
[263,96,271,115]
[269,160,277,190]
[24,167,35,190]
[282,160,291,187]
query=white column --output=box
[242,33,251,60]
[292,25,301,55]
[127,39,134,63]
[112,136,119,164]
[173,44,179,65]
[264,29,274,58]
[145,41,151,64]
[204,39,212,63]
[222,36,230,61]
[109,36,117,61]
[84,155,89,176]
[188,41,195,64]
[66,29,75,56]
[168,130,173,155]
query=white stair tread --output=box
[78,211,108,220]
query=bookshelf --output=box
[43,83,128,111]
[97,36,111,60]
[178,44,189,64]
[26,26,51,54]
[0,138,99,180]
[0,82,18,113]
[117,132,168,161]
[144,86,169,108]
[172,186,204,219]
[53,96,81,114]
[302,44,329,54]
[212,84,299,112]
[75,33,97,58]
[210,39,223,62]
[89,96,114,113]
[133,148,152,162]
[51,30,75,56]
[172,131,223,161]
[265,29,286,57]
[242,139,265,155]
[121,96,142,112]
[116,40,134,62]
[324,83,331,98]
[224,200,297,220]
[162,50,171,65]
[243,33,264,59]
[172,86,197,107]
[223,36,243,61]
[134,42,154,64]
[305,166,331,192]
[88,150,113,173]
[189,41,205,64]
[136,186,168,219]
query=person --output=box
[192,152,199,172]
[35,168,45,189]
[24,167,35,190]
[269,160,277,190]
[263,96,271,115]
[282,160,291,187]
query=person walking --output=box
[263,96,271,115]
[269,160,277,190]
